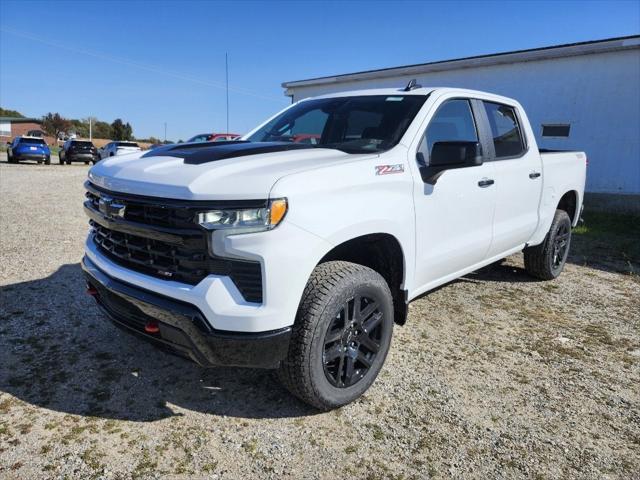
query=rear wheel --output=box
[44,156,51,165]
[84,161,89,165]
[66,160,71,165]
[524,209,572,280]
[278,261,394,410]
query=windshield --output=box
[247,95,427,153]
[71,141,94,147]
[187,134,210,143]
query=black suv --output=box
[59,140,100,165]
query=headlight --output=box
[196,198,287,232]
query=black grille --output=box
[85,184,263,303]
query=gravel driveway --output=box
[1,159,638,479]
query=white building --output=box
[282,36,640,208]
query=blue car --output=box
[7,136,51,164]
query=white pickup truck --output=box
[82,85,586,409]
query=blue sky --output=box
[1,0,638,141]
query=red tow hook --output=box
[86,286,98,296]
[144,321,160,334]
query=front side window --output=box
[419,99,478,163]
[247,95,427,154]
[483,102,525,158]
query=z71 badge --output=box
[375,164,405,175]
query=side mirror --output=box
[418,141,483,185]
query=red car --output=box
[186,133,241,143]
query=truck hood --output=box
[88,142,375,200]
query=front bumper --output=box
[82,256,291,369]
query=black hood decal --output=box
[142,141,316,165]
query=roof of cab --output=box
[302,87,521,107]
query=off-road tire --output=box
[524,209,572,280]
[277,261,394,410]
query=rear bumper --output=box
[82,256,291,369]
[15,153,48,161]
[67,153,98,162]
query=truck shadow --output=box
[0,263,317,422]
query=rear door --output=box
[480,101,543,257]
[412,97,496,289]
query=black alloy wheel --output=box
[551,221,570,271]
[322,295,384,388]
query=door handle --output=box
[529,172,541,179]
[478,179,495,188]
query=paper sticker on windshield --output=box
[376,164,404,175]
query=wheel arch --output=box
[317,232,408,325]
[557,190,580,225]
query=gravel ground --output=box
[1,158,639,479]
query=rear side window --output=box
[20,138,46,145]
[483,102,525,158]
[421,99,479,159]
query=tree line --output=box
[41,113,134,141]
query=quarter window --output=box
[420,99,479,163]
[483,102,525,158]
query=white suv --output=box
[82,85,586,409]
[99,141,141,158]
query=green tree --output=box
[41,112,71,140]
[69,119,89,138]
[92,121,112,139]
[124,122,133,141]
[0,107,25,118]
[111,119,125,140]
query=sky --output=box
[1,0,639,141]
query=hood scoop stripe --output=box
[142,141,316,165]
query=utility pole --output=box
[89,116,92,141]
[164,122,167,143]
[225,52,229,133]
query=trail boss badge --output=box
[375,164,404,175]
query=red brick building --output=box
[0,117,56,145]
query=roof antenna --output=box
[403,79,422,91]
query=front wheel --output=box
[524,209,572,280]
[277,261,394,410]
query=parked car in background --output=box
[26,129,46,138]
[186,133,241,143]
[7,136,51,164]
[99,141,141,159]
[59,140,100,165]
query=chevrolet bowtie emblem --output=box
[98,196,126,219]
